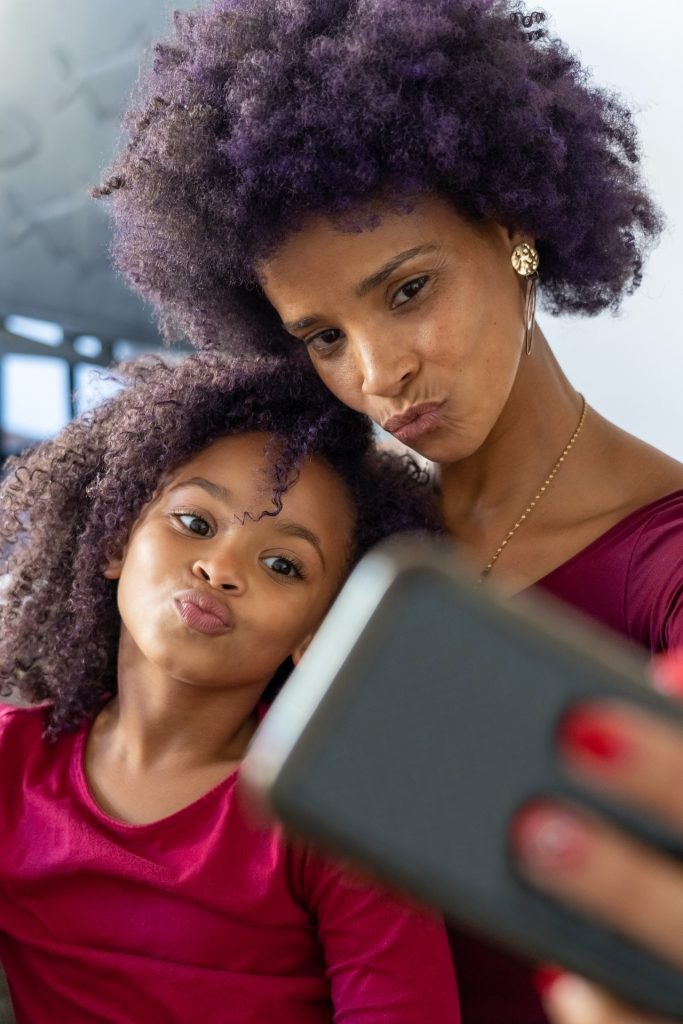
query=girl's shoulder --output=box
[0,702,46,723]
[0,702,50,745]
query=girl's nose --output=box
[191,551,246,592]
[355,335,420,398]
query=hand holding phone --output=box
[243,538,683,1019]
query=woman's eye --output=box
[306,328,343,354]
[176,513,212,536]
[391,275,428,308]
[263,555,302,579]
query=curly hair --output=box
[95,0,663,353]
[0,353,438,736]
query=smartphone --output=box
[242,537,683,1019]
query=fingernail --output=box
[558,707,636,767]
[510,803,592,873]
[651,651,683,699]
[533,965,566,998]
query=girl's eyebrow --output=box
[167,482,327,568]
[169,477,232,503]
[282,244,438,331]
[274,520,326,570]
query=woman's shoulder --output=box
[625,488,683,576]
[536,487,683,651]
[619,488,683,651]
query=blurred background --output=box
[0,0,681,459]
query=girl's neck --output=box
[96,630,263,772]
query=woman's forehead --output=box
[260,197,498,309]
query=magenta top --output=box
[0,704,460,1023]
[450,488,683,1024]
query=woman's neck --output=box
[440,330,581,531]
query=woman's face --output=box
[260,196,530,463]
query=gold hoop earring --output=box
[511,243,540,356]
[523,276,537,355]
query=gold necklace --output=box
[479,394,588,582]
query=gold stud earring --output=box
[511,243,540,355]
[511,242,540,277]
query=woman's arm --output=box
[299,847,461,1023]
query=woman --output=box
[96,1,683,1020]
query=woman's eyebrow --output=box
[356,244,438,297]
[282,243,438,331]
[169,477,232,504]
[275,520,326,570]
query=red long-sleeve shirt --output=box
[0,704,459,1023]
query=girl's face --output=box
[105,432,354,691]
[260,196,530,463]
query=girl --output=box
[0,353,459,1023]
[96,3,683,1022]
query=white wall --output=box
[537,0,683,459]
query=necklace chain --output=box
[479,395,588,582]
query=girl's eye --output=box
[306,328,343,355]
[391,275,428,308]
[176,513,213,537]
[263,555,304,579]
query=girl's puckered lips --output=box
[174,589,234,636]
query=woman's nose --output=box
[191,549,246,592]
[355,335,420,398]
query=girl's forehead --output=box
[164,432,355,540]
[166,432,276,495]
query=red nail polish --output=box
[510,803,591,872]
[558,708,636,766]
[533,965,565,998]
[651,651,683,699]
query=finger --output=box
[539,972,670,1024]
[558,702,683,828]
[510,801,683,971]
[651,651,683,700]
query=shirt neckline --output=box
[535,487,683,588]
[74,723,240,835]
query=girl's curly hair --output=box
[96,0,662,353]
[0,353,437,736]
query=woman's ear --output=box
[507,226,537,250]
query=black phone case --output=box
[244,539,683,1019]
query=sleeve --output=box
[625,503,683,653]
[296,844,460,1023]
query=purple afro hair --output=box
[0,353,438,735]
[97,0,663,352]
